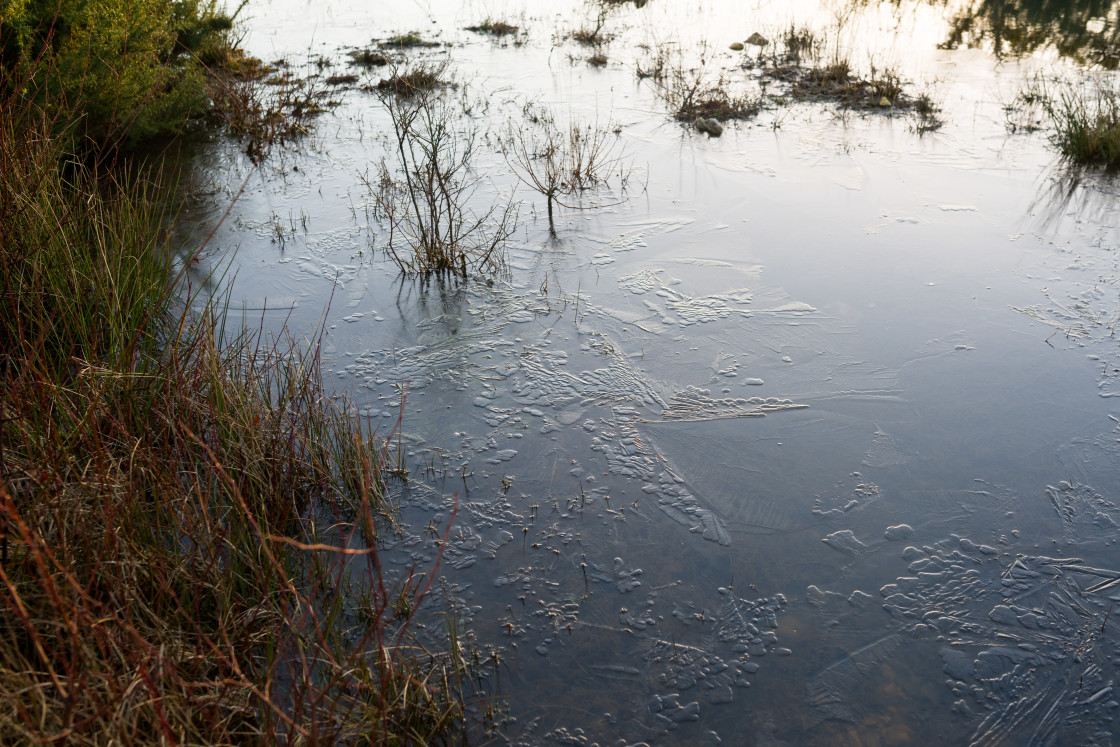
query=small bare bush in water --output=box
[572,2,623,45]
[648,43,762,128]
[636,43,669,81]
[505,104,631,233]
[369,65,516,276]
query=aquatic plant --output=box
[206,54,339,162]
[381,31,437,49]
[369,63,517,277]
[349,47,392,68]
[646,42,762,127]
[778,24,820,64]
[1046,80,1120,167]
[373,61,447,97]
[505,104,631,233]
[466,18,520,37]
[588,50,609,67]
[635,42,669,81]
[571,4,614,45]
[752,26,940,128]
[0,68,487,744]
[1002,72,1050,134]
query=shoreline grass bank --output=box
[0,6,482,742]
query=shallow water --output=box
[178,0,1120,743]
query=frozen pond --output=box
[176,0,1120,743]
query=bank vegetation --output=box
[0,0,480,742]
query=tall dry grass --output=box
[0,69,482,745]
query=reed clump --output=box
[1047,82,1120,167]
[0,59,481,744]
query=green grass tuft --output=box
[1048,84,1120,167]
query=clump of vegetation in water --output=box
[733,24,943,131]
[1002,74,1120,166]
[466,18,521,36]
[793,59,904,108]
[367,63,517,277]
[372,60,449,97]
[504,104,633,234]
[1046,81,1120,167]
[207,55,342,161]
[642,42,762,132]
[588,50,609,67]
[571,5,614,45]
[348,47,392,68]
[635,42,669,81]
[1002,72,1049,134]
[380,31,439,49]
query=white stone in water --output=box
[695,117,723,137]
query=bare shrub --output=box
[572,4,615,45]
[636,43,669,81]
[367,65,517,276]
[647,43,762,127]
[505,104,631,233]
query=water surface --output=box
[178,1,1120,742]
